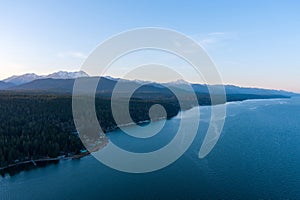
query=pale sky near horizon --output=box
[0,1,299,92]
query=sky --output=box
[0,0,299,92]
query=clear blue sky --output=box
[0,0,299,92]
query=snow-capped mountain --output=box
[2,71,89,85]
[3,73,42,85]
[45,71,89,79]
[165,79,190,86]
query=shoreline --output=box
[0,153,90,173]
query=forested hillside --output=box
[0,91,181,168]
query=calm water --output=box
[1,98,300,199]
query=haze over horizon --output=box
[0,1,299,92]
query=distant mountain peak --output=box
[169,79,190,85]
[2,71,89,85]
[3,73,41,85]
[46,71,89,79]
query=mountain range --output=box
[0,71,298,98]
[2,71,89,85]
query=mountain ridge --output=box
[1,71,298,97]
[3,71,89,85]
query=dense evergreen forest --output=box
[0,91,181,169]
[0,93,81,168]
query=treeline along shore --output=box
[0,87,289,175]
